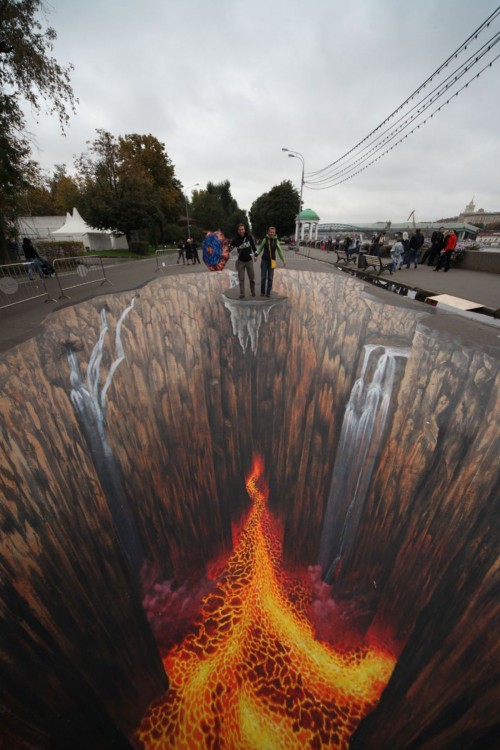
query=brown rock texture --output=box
[0,269,498,749]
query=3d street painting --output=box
[0,270,498,749]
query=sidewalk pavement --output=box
[0,250,499,354]
[297,246,500,311]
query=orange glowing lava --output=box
[134,455,396,749]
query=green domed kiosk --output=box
[296,208,320,242]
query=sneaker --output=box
[239,294,245,299]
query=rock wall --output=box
[0,270,498,749]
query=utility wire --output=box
[306,7,500,179]
[305,53,500,190]
[306,33,500,185]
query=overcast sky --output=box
[26,0,500,224]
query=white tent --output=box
[50,208,128,251]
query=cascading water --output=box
[66,297,144,576]
[319,344,410,582]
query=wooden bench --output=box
[335,249,358,266]
[362,254,393,275]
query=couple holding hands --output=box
[231,224,286,299]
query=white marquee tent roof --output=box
[51,208,110,236]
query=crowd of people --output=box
[176,238,201,265]
[390,227,458,272]
[315,227,459,273]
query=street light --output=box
[282,148,304,242]
[183,183,199,239]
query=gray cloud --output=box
[26,0,500,224]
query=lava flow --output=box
[134,456,396,749]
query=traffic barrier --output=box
[0,261,56,310]
[53,255,111,299]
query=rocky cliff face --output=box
[0,270,498,749]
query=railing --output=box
[53,255,111,299]
[155,248,178,272]
[0,261,57,310]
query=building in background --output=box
[16,208,128,251]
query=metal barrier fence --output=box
[155,248,178,272]
[53,255,112,299]
[0,262,56,310]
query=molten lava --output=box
[135,455,396,749]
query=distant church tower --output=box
[464,196,476,214]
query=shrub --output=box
[36,241,85,260]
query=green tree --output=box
[76,130,183,244]
[191,180,247,236]
[0,0,76,261]
[49,164,82,215]
[189,189,226,233]
[249,180,299,239]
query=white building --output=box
[17,208,128,251]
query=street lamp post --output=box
[282,148,304,243]
[183,183,199,240]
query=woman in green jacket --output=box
[257,226,286,297]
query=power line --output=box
[306,32,500,186]
[305,53,500,190]
[305,7,500,180]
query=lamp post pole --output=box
[183,183,199,240]
[282,148,304,243]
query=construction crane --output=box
[407,210,417,232]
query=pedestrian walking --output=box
[184,239,193,265]
[406,229,424,269]
[390,236,405,271]
[177,240,186,265]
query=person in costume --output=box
[202,230,231,271]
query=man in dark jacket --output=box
[22,237,46,279]
[406,229,425,269]
[230,223,258,298]
[422,227,445,266]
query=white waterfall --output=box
[66,296,144,576]
[319,344,410,581]
[68,297,137,450]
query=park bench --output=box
[335,249,358,267]
[362,254,393,275]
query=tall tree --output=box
[76,130,183,244]
[191,180,247,236]
[0,0,77,261]
[49,164,82,215]
[189,189,226,233]
[249,180,300,239]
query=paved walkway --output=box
[0,250,499,354]
[297,246,500,310]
